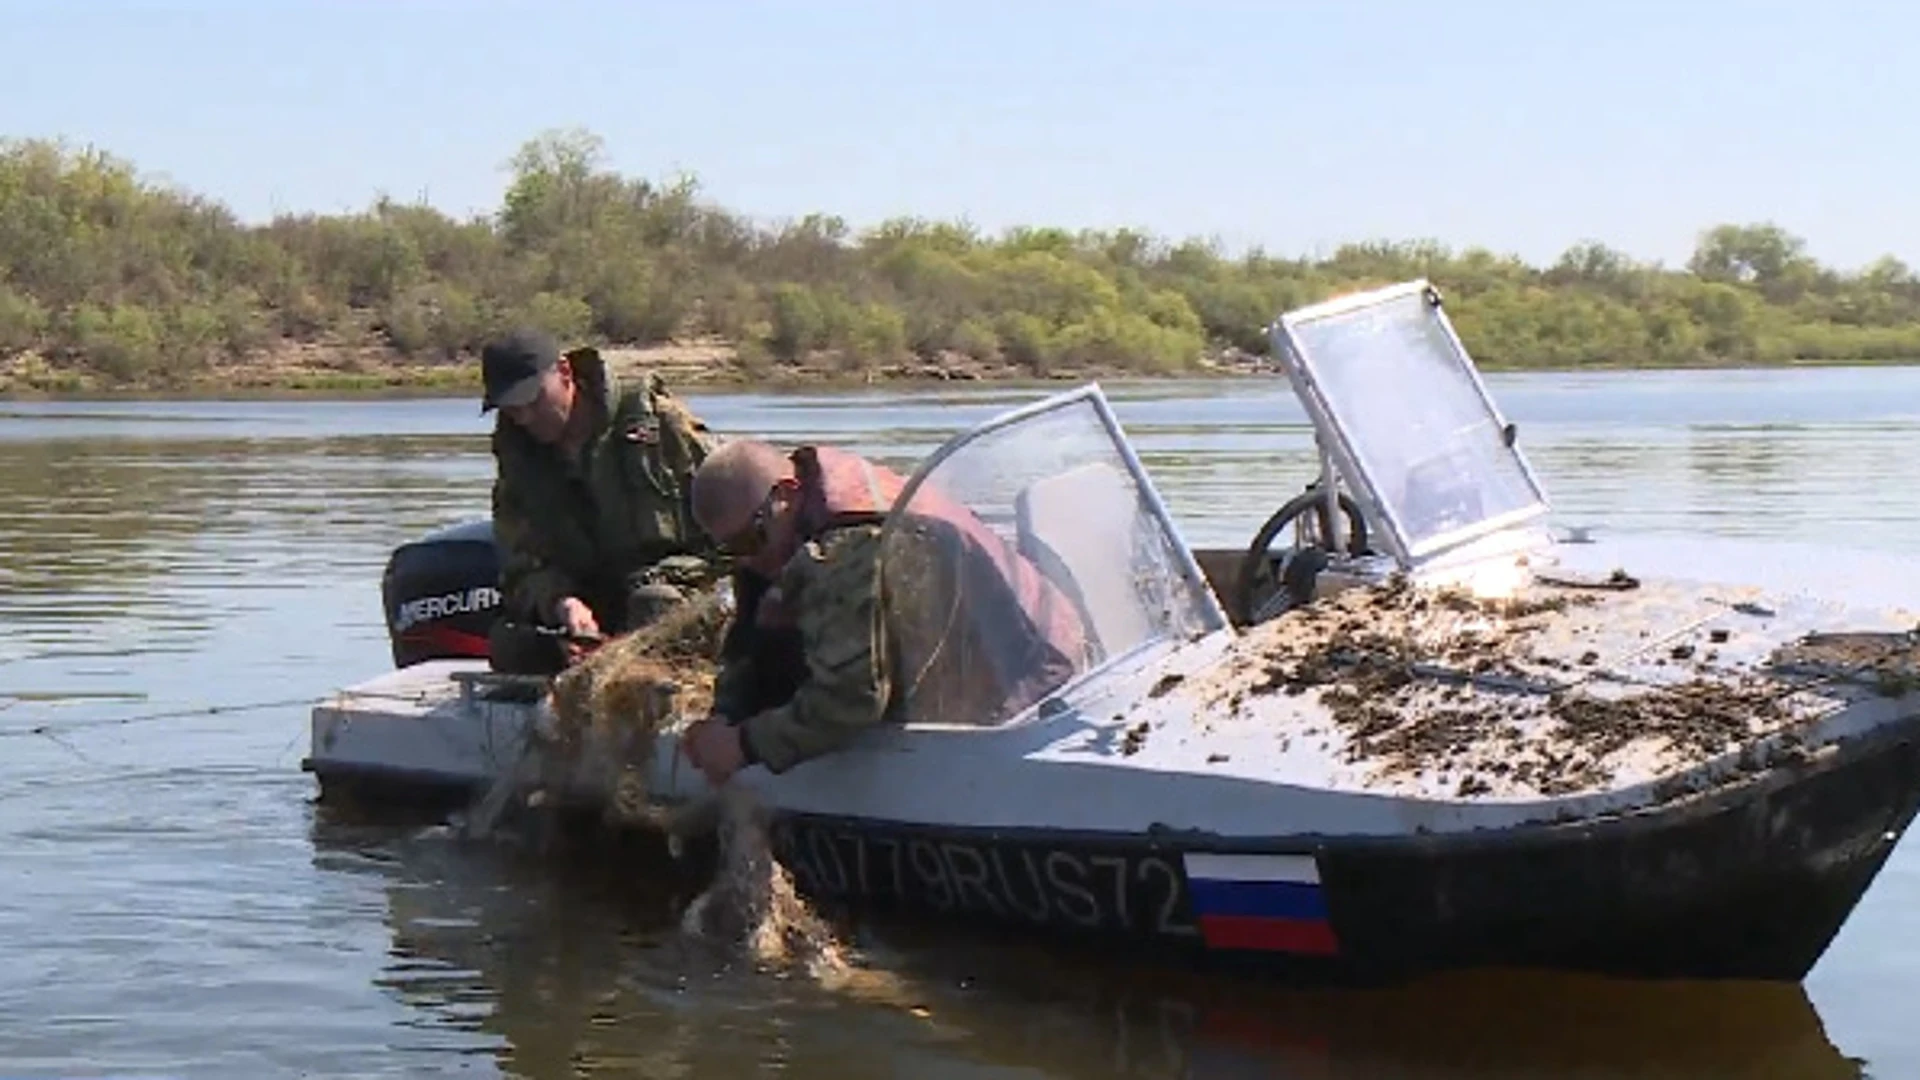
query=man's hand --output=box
[681,714,747,786]
[554,596,602,662]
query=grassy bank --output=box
[5,339,1913,403]
[5,128,1920,397]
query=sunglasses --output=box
[720,487,781,557]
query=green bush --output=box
[0,285,48,353]
[67,303,163,380]
[768,283,828,363]
[3,130,1919,387]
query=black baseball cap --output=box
[480,328,560,413]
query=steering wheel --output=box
[1234,484,1370,624]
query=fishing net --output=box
[536,583,854,979]
[545,586,732,827]
[675,784,852,981]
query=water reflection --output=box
[0,432,495,721]
[311,811,1861,1079]
[886,936,1861,1080]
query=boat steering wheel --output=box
[1234,484,1370,625]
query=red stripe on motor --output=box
[401,625,491,656]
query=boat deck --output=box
[312,660,540,788]
[1115,568,1919,806]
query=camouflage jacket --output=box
[712,515,1081,774]
[490,348,719,628]
[713,523,891,774]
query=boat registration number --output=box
[771,819,1199,937]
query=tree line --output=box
[3,127,1918,388]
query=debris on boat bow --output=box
[1771,630,1920,697]
[1190,573,1902,798]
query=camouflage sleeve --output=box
[490,434,576,623]
[739,526,889,774]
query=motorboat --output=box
[306,280,1920,984]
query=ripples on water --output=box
[1,367,1918,1077]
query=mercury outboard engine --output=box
[381,518,502,668]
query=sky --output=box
[6,0,1915,270]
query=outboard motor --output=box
[381,519,502,668]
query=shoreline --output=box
[3,343,1916,404]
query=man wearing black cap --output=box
[482,327,722,674]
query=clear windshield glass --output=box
[878,389,1221,727]
[1282,286,1548,558]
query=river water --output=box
[2,367,1918,1078]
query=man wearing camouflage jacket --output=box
[678,438,1088,782]
[481,327,722,675]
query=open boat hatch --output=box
[1225,281,1562,623]
[1273,280,1552,564]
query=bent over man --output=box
[482,327,720,675]
[678,439,1087,784]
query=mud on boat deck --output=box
[1147,573,1920,804]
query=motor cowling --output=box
[381,518,502,668]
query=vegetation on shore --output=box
[3,128,1918,395]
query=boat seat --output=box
[1013,461,1158,664]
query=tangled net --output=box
[539,585,851,978]
[674,785,852,982]
[546,589,732,827]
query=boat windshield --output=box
[1274,281,1550,563]
[877,386,1226,728]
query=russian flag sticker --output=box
[1182,852,1340,955]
